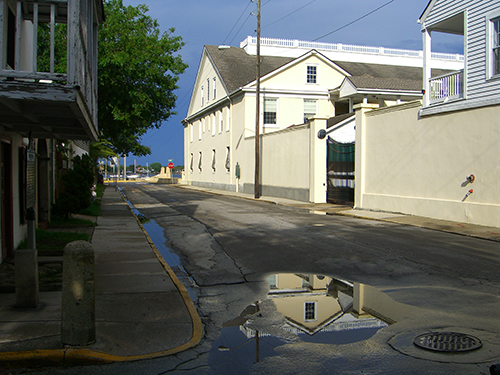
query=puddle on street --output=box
[209,274,407,373]
[120,189,416,373]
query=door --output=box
[327,138,354,205]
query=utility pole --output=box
[254,0,261,199]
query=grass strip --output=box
[18,229,89,253]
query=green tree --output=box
[98,0,188,156]
[149,162,162,173]
[90,139,116,183]
[37,24,67,73]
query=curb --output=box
[0,189,204,369]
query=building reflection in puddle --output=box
[211,273,414,372]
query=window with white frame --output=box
[198,121,202,140]
[213,77,217,99]
[304,302,316,321]
[212,115,216,136]
[264,98,277,126]
[207,78,210,101]
[487,11,500,79]
[201,86,204,106]
[226,107,230,132]
[304,99,317,122]
[225,147,230,172]
[190,123,193,142]
[306,65,317,84]
[219,110,223,134]
[190,153,193,172]
[212,149,216,172]
[493,17,500,76]
[198,152,202,171]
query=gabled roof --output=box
[204,46,452,100]
[204,45,294,94]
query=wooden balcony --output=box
[0,0,104,140]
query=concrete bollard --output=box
[15,248,40,309]
[61,241,95,346]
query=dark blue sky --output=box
[122,0,464,168]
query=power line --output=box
[263,0,316,29]
[313,0,395,41]
[228,12,254,45]
[223,0,253,45]
[228,0,273,44]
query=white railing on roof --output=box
[429,70,464,104]
[242,36,464,62]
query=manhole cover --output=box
[413,332,482,353]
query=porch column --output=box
[422,28,432,107]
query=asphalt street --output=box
[32,183,500,374]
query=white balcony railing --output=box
[429,70,464,104]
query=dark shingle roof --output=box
[205,45,294,94]
[205,45,452,94]
[345,75,422,92]
[334,61,450,81]
[327,112,355,128]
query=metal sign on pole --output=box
[168,160,174,184]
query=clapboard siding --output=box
[425,0,468,26]
[467,1,500,101]
[424,0,500,106]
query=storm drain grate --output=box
[413,332,482,353]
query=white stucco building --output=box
[183,37,462,204]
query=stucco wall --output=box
[240,119,327,202]
[355,100,500,227]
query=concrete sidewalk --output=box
[0,187,203,368]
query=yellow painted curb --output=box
[120,189,205,357]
